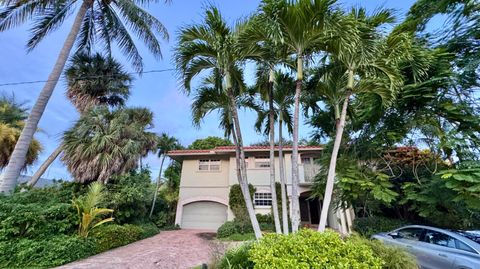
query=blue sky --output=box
[0,0,421,180]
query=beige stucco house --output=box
[168,145,354,233]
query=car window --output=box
[423,230,456,248]
[455,239,477,254]
[397,228,424,241]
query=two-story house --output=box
[168,145,354,233]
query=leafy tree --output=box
[174,6,262,238]
[61,106,157,184]
[0,96,41,170]
[188,136,233,150]
[0,0,168,193]
[28,53,133,187]
[149,133,182,218]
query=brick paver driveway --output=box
[57,230,221,269]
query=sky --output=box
[0,0,421,180]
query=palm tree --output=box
[255,0,338,232]
[254,71,295,234]
[149,133,182,218]
[174,6,263,239]
[61,106,157,184]
[28,52,132,187]
[316,8,417,232]
[0,0,168,193]
[0,95,41,170]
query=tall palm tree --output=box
[61,106,157,184]
[255,0,338,232]
[149,133,182,218]
[316,8,418,232]
[254,71,295,234]
[28,52,132,187]
[0,95,41,170]
[0,0,168,193]
[174,6,263,239]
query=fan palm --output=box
[255,0,344,232]
[149,133,182,218]
[316,8,420,232]
[254,70,295,234]
[174,6,263,238]
[61,106,157,184]
[28,53,133,187]
[0,0,168,193]
[0,96,41,170]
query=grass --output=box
[218,233,256,241]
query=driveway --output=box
[57,230,223,269]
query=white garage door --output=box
[181,201,227,230]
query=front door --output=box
[309,199,320,224]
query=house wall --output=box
[174,152,354,233]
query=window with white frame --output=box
[198,159,221,171]
[254,157,270,168]
[254,192,272,206]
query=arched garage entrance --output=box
[181,201,228,230]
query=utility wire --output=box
[0,68,176,87]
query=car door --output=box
[392,228,426,264]
[418,229,456,269]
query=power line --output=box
[0,68,176,87]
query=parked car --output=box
[372,225,480,269]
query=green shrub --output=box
[218,233,256,242]
[106,169,154,224]
[353,216,409,238]
[229,184,256,221]
[218,243,254,269]
[0,235,96,268]
[249,229,384,269]
[91,224,144,252]
[349,236,418,269]
[0,196,77,240]
[217,220,254,238]
[137,222,160,238]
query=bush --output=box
[353,216,409,238]
[217,243,254,269]
[217,221,253,238]
[138,222,160,238]
[106,169,154,224]
[249,229,384,269]
[91,224,144,252]
[229,184,256,221]
[0,235,96,268]
[349,236,418,269]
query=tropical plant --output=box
[253,0,340,232]
[149,133,182,218]
[61,106,157,184]
[28,53,133,187]
[188,136,233,150]
[0,96,41,170]
[315,8,421,231]
[72,182,114,238]
[253,71,295,234]
[0,0,168,193]
[174,6,262,238]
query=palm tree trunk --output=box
[150,154,166,218]
[27,145,62,187]
[228,90,262,239]
[0,1,89,194]
[268,70,281,234]
[278,116,289,234]
[318,91,351,232]
[291,56,303,232]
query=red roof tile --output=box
[167,145,323,155]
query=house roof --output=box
[167,145,323,161]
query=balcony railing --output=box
[301,164,320,183]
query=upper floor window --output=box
[301,157,312,165]
[254,192,272,206]
[255,157,270,168]
[198,159,220,171]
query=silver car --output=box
[372,225,480,269]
